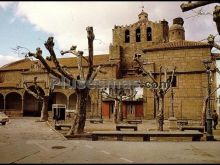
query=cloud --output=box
[0,54,21,67]
[7,2,220,55]
[0,2,13,10]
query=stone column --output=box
[67,96,70,110]
[3,95,6,113]
[21,96,24,117]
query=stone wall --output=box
[142,47,216,120]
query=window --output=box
[168,75,177,87]
[136,28,141,42]
[125,29,130,43]
[147,27,152,41]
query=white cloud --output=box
[0,54,21,67]
[0,2,13,10]
[7,2,220,55]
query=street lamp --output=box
[203,59,214,141]
[171,87,175,117]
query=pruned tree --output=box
[207,34,220,50]
[180,1,220,35]
[23,77,53,122]
[26,26,104,135]
[134,54,176,131]
[101,88,137,123]
[180,2,220,52]
[201,60,220,126]
[201,85,220,126]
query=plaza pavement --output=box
[0,117,220,164]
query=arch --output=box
[5,92,22,115]
[125,29,130,43]
[136,28,141,42]
[147,27,152,41]
[23,85,45,117]
[0,93,4,110]
[52,92,67,106]
[69,93,91,112]
[69,93,77,110]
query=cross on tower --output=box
[140,2,144,11]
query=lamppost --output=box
[171,87,175,117]
[203,59,214,141]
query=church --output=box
[0,10,217,120]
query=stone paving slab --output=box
[0,142,40,164]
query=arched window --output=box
[125,29,130,43]
[136,28,141,42]
[147,27,152,41]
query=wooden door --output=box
[135,102,143,118]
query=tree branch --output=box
[101,89,117,100]
[122,91,137,100]
[164,67,176,94]
[44,37,74,81]
[208,34,220,50]
[89,65,103,82]
[76,56,85,80]
[23,81,43,100]
[28,48,62,79]
[180,1,217,12]
[134,56,157,83]
[86,26,95,81]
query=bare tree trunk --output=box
[40,97,49,121]
[157,94,164,131]
[77,89,89,134]
[114,100,118,123]
[67,89,89,135]
[118,100,123,123]
[67,110,79,136]
[154,95,159,118]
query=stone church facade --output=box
[0,10,217,120]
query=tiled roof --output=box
[0,54,116,71]
[143,40,211,52]
[211,53,220,60]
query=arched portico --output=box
[52,92,67,106]
[5,92,22,116]
[23,85,45,116]
[0,93,4,110]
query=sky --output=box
[0,1,220,67]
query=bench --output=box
[180,126,204,133]
[125,119,142,124]
[116,124,138,131]
[55,124,71,130]
[91,131,203,141]
[177,120,188,126]
[87,118,103,124]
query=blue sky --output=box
[0,1,220,67]
[0,4,48,57]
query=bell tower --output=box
[169,17,185,42]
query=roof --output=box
[143,40,211,52]
[0,54,117,71]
